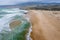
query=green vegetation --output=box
[20,5,60,11]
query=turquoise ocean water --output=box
[0,8,31,40]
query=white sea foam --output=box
[0,8,32,40]
[0,8,29,32]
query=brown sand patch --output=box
[9,20,21,29]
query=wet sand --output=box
[27,10,60,40]
[10,20,21,29]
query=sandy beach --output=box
[27,10,60,40]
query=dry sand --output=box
[27,10,60,40]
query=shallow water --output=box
[0,8,27,31]
[0,8,31,40]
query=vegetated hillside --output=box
[17,2,60,10]
[27,5,60,10]
[0,2,60,10]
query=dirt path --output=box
[27,10,60,40]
